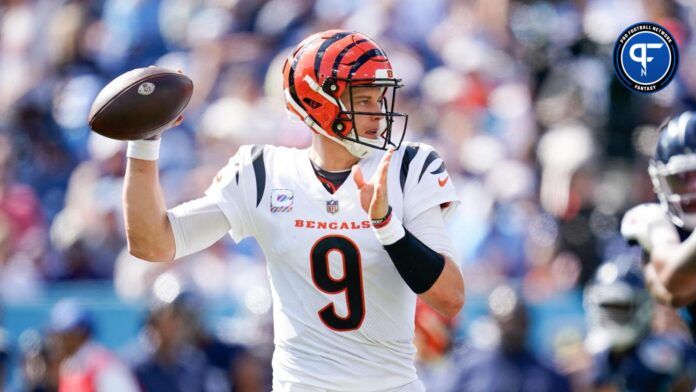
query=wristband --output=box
[371,206,393,227]
[126,138,161,161]
[373,210,406,245]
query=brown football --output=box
[88,66,193,140]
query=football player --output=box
[584,256,696,391]
[122,30,464,391]
[621,112,696,338]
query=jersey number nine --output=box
[310,235,365,331]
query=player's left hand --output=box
[352,148,394,220]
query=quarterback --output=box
[123,30,464,391]
[621,112,696,339]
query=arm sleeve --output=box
[404,205,458,265]
[167,196,232,260]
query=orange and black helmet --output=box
[283,30,408,158]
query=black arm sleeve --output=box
[383,227,446,294]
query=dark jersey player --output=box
[621,111,696,338]
[584,255,696,391]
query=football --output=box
[88,66,193,140]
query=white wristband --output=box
[373,213,406,245]
[127,139,161,161]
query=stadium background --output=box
[0,0,694,390]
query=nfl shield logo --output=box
[326,200,339,214]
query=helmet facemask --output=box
[649,153,696,230]
[329,74,408,158]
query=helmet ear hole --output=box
[322,78,339,95]
[332,120,347,136]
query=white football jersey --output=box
[205,143,459,391]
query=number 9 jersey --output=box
[205,143,460,391]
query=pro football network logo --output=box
[613,22,678,93]
[271,189,293,213]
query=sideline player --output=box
[621,111,696,337]
[584,257,696,391]
[122,30,464,391]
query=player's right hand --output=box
[145,114,184,140]
[144,68,185,140]
[620,203,678,252]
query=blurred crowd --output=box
[3,0,696,390]
[13,293,269,392]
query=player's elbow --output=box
[127,242,170,262]
[434,281,465,318]
[435,261,465,317]
[441,291,465,318]
[126,233,173,263]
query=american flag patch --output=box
[326,200,339,214]
[270,189,294,213]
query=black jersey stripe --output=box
[418,150,441,183]
[314,32,352,79]
[400,144,420,192]
[430,161,446,175]
[250,144,266,207]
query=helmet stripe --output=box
[287,36,322,125]
[349,49,386,76]
[288,36,321,100]
[332,39,368,78]
[314,31,352,79]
